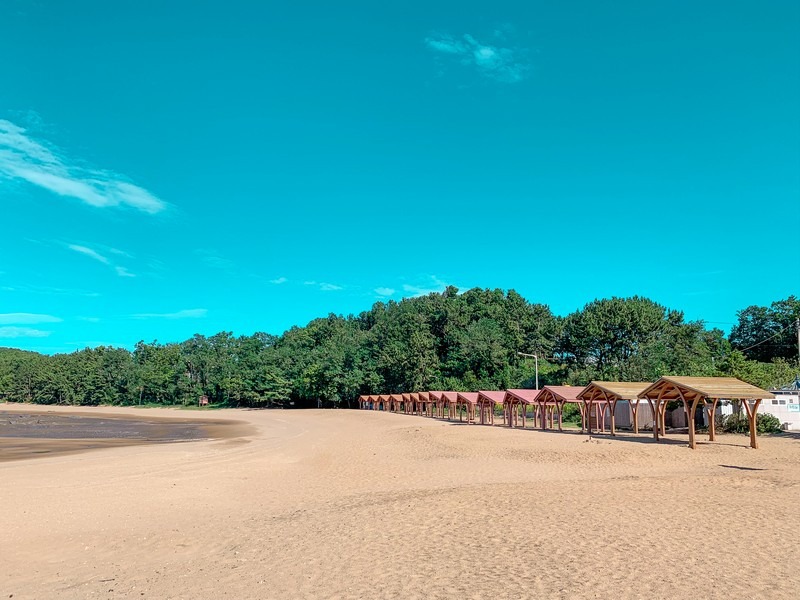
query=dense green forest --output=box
[0,290,797,408]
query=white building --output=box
[763,390,800,430]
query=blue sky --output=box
[1,0,798,353]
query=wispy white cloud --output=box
[319,283,343,292]
[0,326,51,338]
[402,276,451,297]
[68,243,136,278]
[0,119,166,214]
[270,276,288,284]
[425,33,528,83]
[375,287,395,297]
[0,312,62,325]
[115,266,136,278]
[132,308,208,319]
[77,316,101,323]
[68,244,110,265]
[303,280,343,291]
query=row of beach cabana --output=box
[357,376,775,450]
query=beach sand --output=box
[1,403,799,599]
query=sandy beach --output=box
[1,404,799,600]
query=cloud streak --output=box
[425,33,528,83]
[0,119,166,214]
[0,326,51,338]
[0,312,62,325]
[132,308,208,319]
[68,243,136,278]
[304,281,343,292]
[402,276,451,297]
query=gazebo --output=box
[456,392,480,423]
[535,386,583,432]
[408,392,421,415]
[429,391,446,418]
[577,382,651,435]
[440,392,459,420]
[375,394,390,411]
[389,393,404,413]
[638,376,775,449]
[477,391,506,425]
[417,391,431,416]
[503,389,541,428]
[401,393,411,414]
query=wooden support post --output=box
[609,399,617,436]
[659,402,667,437]
[579,403,586,433]
[586,400,593,435]
[631,399,640,434]
[742,398,762,449]
[540,402,546,431]
[685,396,701,449]
[647,398,659,441]
[706,399,719,442]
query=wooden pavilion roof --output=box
[456,392,479,405]
[378,394,390,401]
[639,377,775,401]
[578,381,651,402]
[477,390,506,404]
[441,391,458,403]
[409,392,419,401]
[428,391,444,400]
[504,388,541,404]
[401,393,410,401]
[537,385,582,404]
[417,391,431,401]
[389,393,403,401]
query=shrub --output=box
[719,412,782,434]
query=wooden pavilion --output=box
[389,393,404,413]
[401,393,412,414]
[408,392,420,415]
[429,391,446,419]
[374,394,389,411]
[503,389,541,428]
[456,392,480,423]
[440,392,459,420]
[535,386,583,432]
[417,391,432,416]
[477,391,506,425]
[639,377,774,449]
[577,382,651,435]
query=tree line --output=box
[0,290,797,408]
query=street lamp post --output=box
[516,352,539,390]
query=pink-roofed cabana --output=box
[429,391,447,419]
[456,392,480,423]
[639,377,775,449]
[440,392,459,420]
[417,391,431,416]
[577,381,651,435]
[408,392,421,415]
[535,386,583,432]
[401,393,412,414]
[476,391,505,425]
[373,394,389,411]
[389,393,404,413]
[503,389,541,428]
